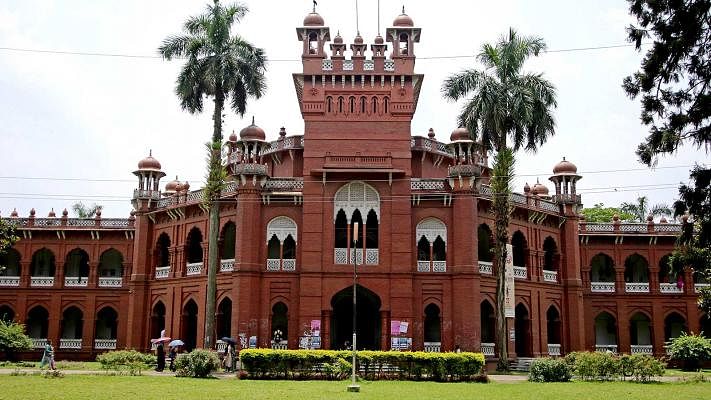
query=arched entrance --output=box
[150,302,166,340]
[515,303,531,357]
[181,300,198,351]
[330,285,381,350]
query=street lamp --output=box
[347,222,360,392]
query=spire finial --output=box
[356,0,360,35]
[251,115,255,125]
[377,0,381,35]
[313,0,317,13]
[402,5,405,13]
[149,149,152,157]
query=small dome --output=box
[374,34,384,44]
[138,151,162,170]
[354,34,364,44]
[523,182,531,193]
[228,130,238,142]
[646,214,654,222]
[95,209,102,218]
[553,157,578,174]
[164,176,180,193]
[303,12,324,26]
[279,127,287,138]
[532,180,549,196]
[62,208,69,217]
[10,208,18,217]
[612,214,620,222]
[393,7,414,27]
[333,32,343,44]
[30,208,35,217]
[182,181,191,191]
[48,208,56,218]
[175,182,184,193]
[450,127,471,142]
[427,128,435,139]
[659,216,668,223]
[239,117,266,141]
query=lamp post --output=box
[347,222,360,392]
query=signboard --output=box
[504,243,515,318]
[310,319,321,336]
[390,320,401,336]
[390,337,412,351]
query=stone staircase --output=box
[509,357,535,372]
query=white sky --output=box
[0,0,707,218]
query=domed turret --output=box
[164,176,181,195]
[524,182,531,194]
[48,208,56,218]
[333,32,343,44]
[393,7,414,27]
[62,208,68,217]
[137,151,162,171]
[239,117,266,141]
[228,130,238,142]
[10,208,18,217]
[354,34,364,44]
[553,157,578,174]
[449,127,471,142]
[303,11,324,26]
[427,128,435,139]
[532,180,549,196]
[374,34,384,44]
[549,157,582,207]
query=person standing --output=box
[155,343,165,372]
[39,339,56,370]
[168,346,177,372]
[224,343,233,372]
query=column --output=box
[88,262,98,288]
[321,310,332,350]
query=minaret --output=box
[386,7,421,73]
[297,7,331,74]
[132,151,165,211]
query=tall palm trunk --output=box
[204,91,225,349]
[491,147,514,371]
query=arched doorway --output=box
[271,302,288,347]
[0,249,21,277]
[629,312,652,353]
[216,298,232,340]
[95,307,118,340]
[594,312,617,351]
[546,306,562,355]
[330,285,381,350]
[664,312,686,342]
[0,305,15,323]
[150,302,166,340]
[26,306,49,339]
[514,303,531,357]
[511,231,527,268]
[61,306,84,348]
[181,300,198,351]
[480,301,495,343]
[424,303,441,349]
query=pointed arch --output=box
[511,231,527,268]
[0,305,15,323]
[624,254,649,283]
[156,233,171,268]
[26,305,49,339]
[594,311,617,348]
[220,221,236,260]
[477,224,493,262]
[590,253,615,282]
[150,301,166,340]
[480,300,495,343]
[0,248,21,276]
[98,249,123,277]
[542,236,558,271]
[266,216,298,244]
[181,299,199,351]
[95,306,118,340]
[271,302,289,345]
[186,227,203,263]
[216,297,232,339]
[333,181,380,222]
[61,306,84,340]
[31,248,55,277]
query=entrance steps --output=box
[509,357,535,372]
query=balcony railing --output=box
[155,266,170,279]
[98,277,122,288]
[480,342,495,357]
[695,283,711,293]
[31,277,54,287]
[365,249,379,265]
[64,276,88,287]
[478,261,493,275]
[271,340,288,350]
[60,339,82,349]
[591,282,615,293]
[0,276,20,286]
[324,154,392,169]
[282,259,296,271]
[659,283,683,294]
[595,344,618,354]
[432,261,447,272]
[424,342,441,352]
[513,266,527,279]
[266,259,281,271]
[216,340,227,353]
[220,259,235,272]
[543,270,558,283]
[32,338,47,349]
[630,345,653,355]
[417,261,430,272]
[334,248,378,265]
[186,262,203,276]
[548,343,561,356]
[94,339,117,350]
[625,282,650,293]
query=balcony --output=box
[625,282,650,293]
[630,345,653,355]
[478,261,493,275]
[591,282,615,293]
[323,154,392,169]
[31,338,47,349]
[334,248,378,265]
[432,261,447,272]
[0,276,20,286]
[30,277,54,287]
[271,340,288,350]
[480,342,495,357]
[186,262,203,276]
[424,342,441,352]
[595,344,618,354]
[696,283,711,293]
[60,338,82,349]
[417,261,430,272]
[659,283,683,294]
[64,276,88,287]
[98,277,122,288]
[266,259,281,271]
[543,270,558,283]
[513,266,527,279]
[94,339,117,350]
[220,259,235,272]
[547,343,561,356]
[155,266,170,279]
[282,259,296,271]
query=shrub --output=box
[0,320,32,360]
[667,332,711,371]
[569,351,620,381]
[323,358,351,380]
[42,369,64,379]
[96,350,155,375]
[619,354,665,382]
[528,358,572,382]
[174,349,220,378]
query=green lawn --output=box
[0,361,101,370]
[0,375,708,400]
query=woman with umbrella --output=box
[221,337,237,373]
[168,340,184,372]
[151,330,170,372]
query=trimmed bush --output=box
[528,358,572,382]
[568,351,620,381]
[174,349,220,378]
[96,350,155,375]
[667,332,711,371]
[619,354,665,382]
[239,349,485,381]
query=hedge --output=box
[96,350,155,375]
[239,349,485,381]
[564,352,665,382]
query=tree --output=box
[581,203,634,223]
[159,0,266,349]
[442,29,557,370]
[0,319,32,361]
[619,196,672,222]
[0,219,19,274]
[71,202,103,219]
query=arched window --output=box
[416,218,447,272]
[0,249,20,276]
[65,248,89,286]
[186,227,203,264]
[629,312,652,347]
[156,233,170,268]
[150,302,166,340]
[349,96,355,114]
[266,216,298,272]
[98,249,123,278]
[221,222,236,260]
[477,224,493,262]
[624,254,649,284]
[590,253,615,282]
[511,231,526,268]
[543,237,558,271]
[372,96,378,114]
[333,182,380,265]
[399,32,409,55]
[95,307,118,340]
[360,97,366,114]
[664,312,686,341]
[61,306,84,342]
[424,304,441,345]
[338,96,344,113]
[271,302,288,348]
[546,306,562,354]
[31,249,55,277]
[326,96,333,113]
[26,306,49,339]
[384,97,389,114]
[181,300,198,351]
[308,31,318,54]
[594,312,617,350]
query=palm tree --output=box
[159,0,267,349]
[442,29,557,371]
[71,202,103,218]
[620,196,672,222]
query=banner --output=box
[504,243,515,318]
[390,320,401,335]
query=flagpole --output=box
[347,222,360,393]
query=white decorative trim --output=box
[266,259,280,271]
[266,216,298,243]
[282,259,296,271]
[32,338,47,349]
[595,344,618,354]
[547,343,561,356]
[186,262,203,275]
[432,261,447,272]
[98,277,122,288]
[31,277,54,287]
[695,283,711,293]
[424,342,441,352]
[478,261,493,275]
[481,342,495,357]
[513,266,527,279]
[64,276,88,287]
[0,276,20,286]
[155,266,170,279]
[630,345,653,354]
[416,217,447,244]
[60,338,82,349]
[94,339,117,350]
[334,181,380,222]
[220,259,235,272]
[591,282,615,293]
[417,261,430,272]
[659,283,683,293]
[625,282,649,293]
[543,269,558,283]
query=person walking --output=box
[155,343,165,372]
[168,346,177,372]
[224,343,233,372]
[39,339,56,370]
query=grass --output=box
[0,375,708,400]
[0,361,101,370]
[663,368,711,377]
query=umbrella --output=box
[151,336,171,344]
[220,337,237,345]
[169,339,184,347]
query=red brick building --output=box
[1,9,708,362]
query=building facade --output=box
[1,9,709,361]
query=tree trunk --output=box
[492,147,514,371]
[204,90,225,349]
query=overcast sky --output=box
[0,0,707,218]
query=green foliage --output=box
[620,196,672,222]
[0,320,33,356]
[71,202,103,219]
[239,349,486,382]
[568,351,621,381]
[619,354,665,382]
[667,332,711,371]
[528,357,572,382]
[42,369,65,378]
[96,350,155,375]
[0,219,19,273]
[174,349,220,378]
[581,203,635,222]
